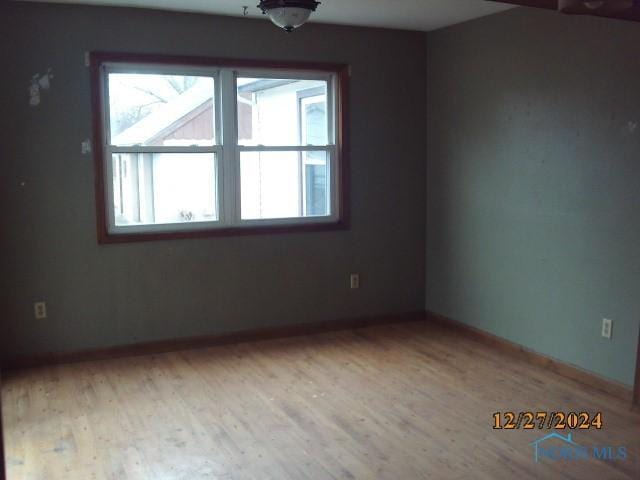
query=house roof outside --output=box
[112,79,214,146]
[113,78,283,146]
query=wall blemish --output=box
[626,121,637,134]
[29,69,54,107]
[81,139,92,154]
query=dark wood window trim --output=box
[90,52,350,244]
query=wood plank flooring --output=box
[2,320,639,479]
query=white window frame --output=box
[102,63,223,235]
[96,58,342,240]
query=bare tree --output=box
[113,76,199,134]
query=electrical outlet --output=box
[350,273,360,289]
[601,318,612,339]
[34,302,47,319]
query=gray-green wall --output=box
[426,8,640,386]
[2,2,638,388]
[0,2,426,360]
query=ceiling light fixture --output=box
[257,0,321,32]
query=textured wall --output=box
[0,2,426,359]
[426,7,640,385]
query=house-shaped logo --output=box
[530,432,581,463]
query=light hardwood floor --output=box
[2,321,639,479]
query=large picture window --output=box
[91,53,348,242]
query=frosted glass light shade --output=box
[258,0,320,32]
[265,7,312,32]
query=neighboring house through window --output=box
[299,87,328,217]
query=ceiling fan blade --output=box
[487,0,640,21]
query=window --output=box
[91,53,348,242]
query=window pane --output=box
[237,78,328,146]
[112,153,217,226]
[240,151,329,220]
[108,74,215,146]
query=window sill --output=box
[97,220,349,244]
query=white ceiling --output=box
[18,0,515,32]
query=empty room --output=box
[1,0,639,478]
